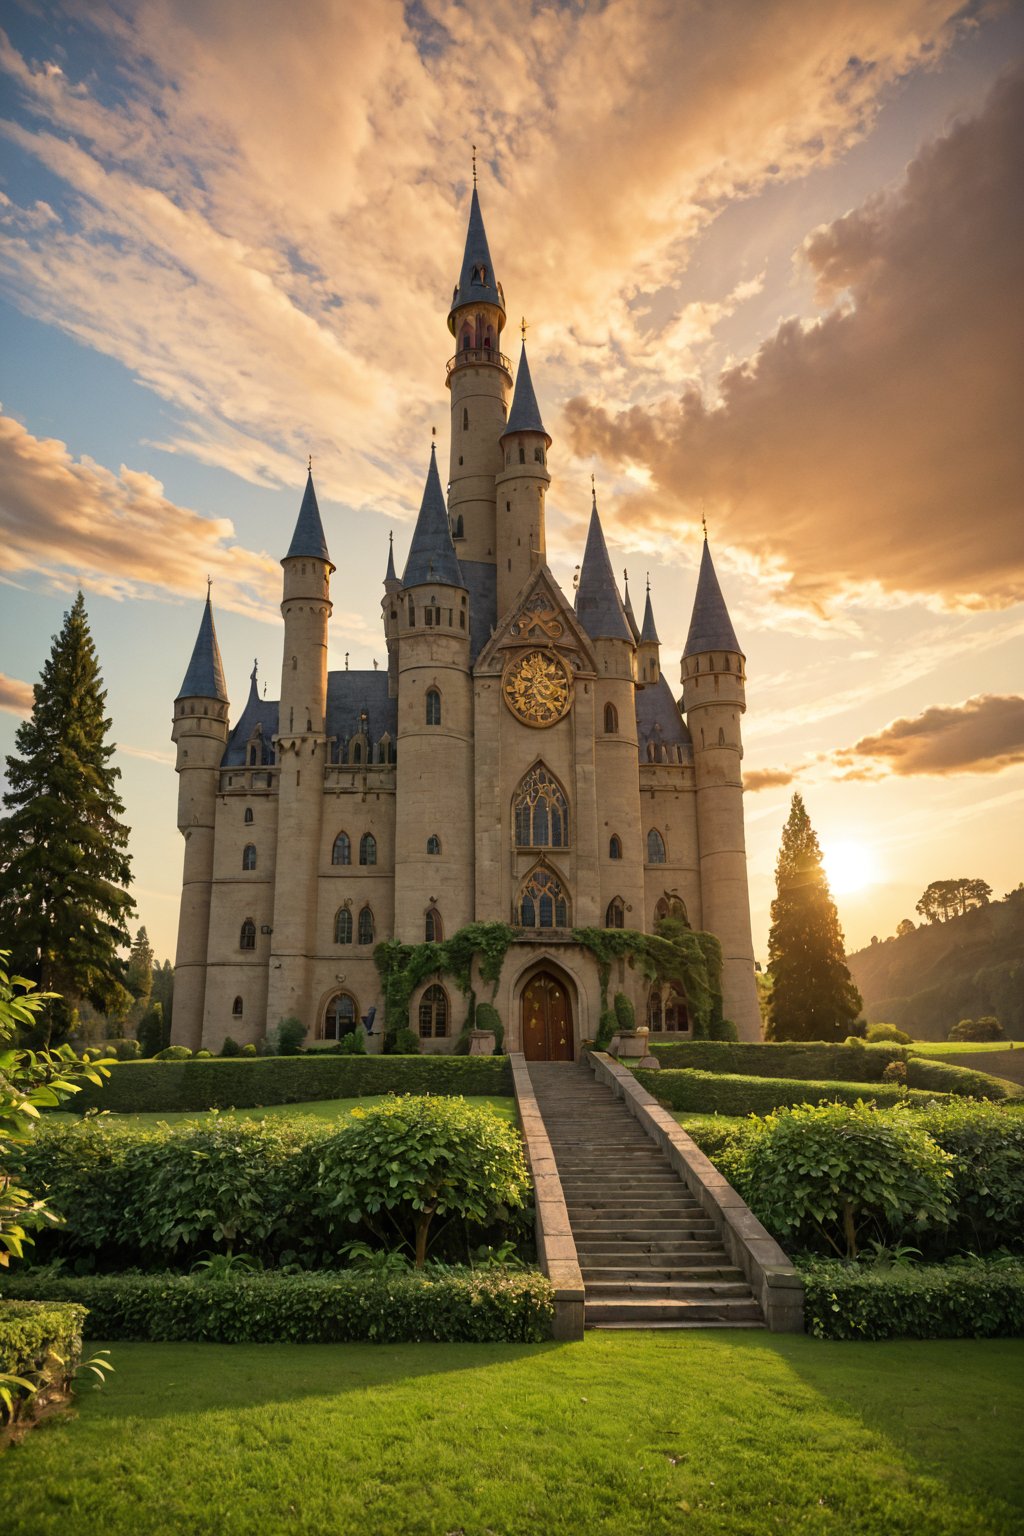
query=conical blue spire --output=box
[402,445,464,588]
[640,580,661,645]
[683,538,741,656]
[285,469,332,564]
[622,571,641,642]
[575,492,633,643]
[177,592,228,702]
[501,341,549,440]
[384,531,397,585]
[448,185,505,330]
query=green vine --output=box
[571,918,725,1042]
[374,923,518,1048]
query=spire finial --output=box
[206,574,212,598]
[431,425,436,456]
[308,453,312,474]
[345,651,349,671]
[646,570,651,594]
[591,471,596,510]
[521,315,528,342]
[623,568,628,585]
[389,529,394,548]
[472,144,477,187]
[701,499,707,540]
[251,657,258,683]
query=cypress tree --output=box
[766,793,862,1042]
[0,592,135,1041]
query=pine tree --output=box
[126,926,155,1006]
[0,592,135,1041]
[766,793,862,1042]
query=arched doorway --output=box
[521,971,574,1061]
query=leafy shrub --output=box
[314,1096,529,1267]
[635,1066,945,1116]
[136,1003,168,1058]
[0,1270,555,1344]
[60,1054,513,1115]
[155,1045,191,1060]
[905,1057,1010,1100]
[272,1016,307,1056]
[800,1258,1024,1340]
[392,1027,420,1055]
[240,1043,257,1057]
[949,1017,1005,1042]
[220,1037,241,1058]
[195,1049,213,1059]
[708,1015,739,1042]
[596,1009,617,1049]
[738,1102,953,1258]
[613,992,635,1031]
[335,1028,366,1056]
[882,1060,907,1085]
[913,1099,1024,1255]
[0,1300,87,1428]
[866,1024,913,1045]
[645,1040,1011,1099]
[475,1003,503,1053]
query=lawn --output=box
[49,1094,517,1127]
[909,1042,1020,1057]
[1,1334,1020,1535]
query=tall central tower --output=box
[446,184,512,568]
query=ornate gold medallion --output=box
[502,650,573,727]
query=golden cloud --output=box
[744,767,797,793]
[0,672,34,717]
[833,694,1024,779]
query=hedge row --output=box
[0,1300,87,1429]
[0,1271,554,1345]
[647,1040,1012,1099]
[635,1067,948,1116]
[799,1259,1024,1340]
[63,1054,514,1114]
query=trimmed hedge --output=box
[62,1053,514,1115]
[0,1300,87,1428]
[0,1270,554,1344]
[647,1040,1012,1099]
[635,1067,949,1116]
[800,1259,1024,1340]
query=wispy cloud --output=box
[0,672,34,717]
[833,694,1024,780]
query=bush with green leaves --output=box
[390,1027,421,1055]
[635,1066,943,1116]
[335,1028,366,1056]
[136,1002,168,1058]
[474,1003,503,1053]
[0,1269,554,1345]
[0,1299,88,1428]
[799,1257,1024,1340]
[270,1016,307,1056]
[866,1023,913,1045]
[613,992,635,1032]
[949,1016,1005,1043]
[314,1096,529,1267]
[913,1099,1024,1255]
[882,1060,907,1086]
[155,1044,191,1060]
[738,1101,953,1259]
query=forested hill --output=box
[847,890,1023,1040]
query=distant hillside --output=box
[847,891,1024,1040]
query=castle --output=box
[170,184,762,1054]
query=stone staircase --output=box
[528,1061,764,1329]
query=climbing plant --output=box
[374,923,518,1049]
[572,918,725,1044]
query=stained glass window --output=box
[518,867,570,928]
[514,765,569,848]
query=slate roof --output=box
[683,538,741,656]
[575,498,633,643]
[448,187,505,325]
[622,574,641,643]
[384,532,397,585]
[460,557,498,663]
[222,666,278,766]
[402,446,464,588]
[325,669,397,746]
[501,342,548,440]
[635,675,693,759]
[640,583,661,645]
[285,470,332,564]
[177,595,229,702]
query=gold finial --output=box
[206,574,212,597]
[521,315,528,342]
[472,144,477,187]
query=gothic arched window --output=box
[654,896,688,926]
[514,765,569,849]
[426,834,441,856]
[334,908,353,945]
[605,897,625,929]
[332,832,351,866]
[323,992,357,1041]
[647,828,666,864]
[419,984,449,1039]
[609,835,622,860]
[426,689,441,726]
[648,981,689,1033]
[518,866,570,929]
[604,703,618,733]
[242,844,256,871]
[358,905,375,945]
[232,996,243,1017]
[424,907,443,943]
[359,833,376,866]
[239,919,256,951]
[244,807,254,825]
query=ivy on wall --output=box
[374,923,518,1047]
[571,918,726,1043]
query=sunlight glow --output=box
[822,839,878,895]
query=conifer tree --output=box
[126,926,155,1007]
[766,793,862,1042]
[0,593,135,1041]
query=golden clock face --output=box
[502,650,573,727]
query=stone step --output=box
[585,1296,763,1326]
[576,1242,727,1260]
[580,1265,744,1283]
[584,1278,751,1298]
[589,1319,767,1331]
[571,1224,719,1241]
[565,1203,704,1220]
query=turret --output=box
[171,591,231,1048]
[446,179,512,567]
[681,537,760,1040]
[496,337,551,617]
[382,532,401,698]
[637,577,662,686]
[622,571,641,644]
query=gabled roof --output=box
[222,664,277,765]
[636,675,693,758]
[448,186,505,328]
[402,445,464,588]
[683,538,741,657]
[285,469,332,565]
[575,496,633,643]
[177,594,228,702]
[501,342,549,441]
[640,582,661,645]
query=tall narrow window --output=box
[426,689,441,725]
[647,829,666,864]
[232,996,243,1017]
[609,835,622,860]
[244,807,254,825]
[239,919,256,951]
[463,407,469,430]
[513,764,570,848]
[604,703,618,733]
[419,984,449,1039]
[332,832,351,866]
[426,835,441,855]
[518,867,570,929]
[358,905,375,945]
[424,907,443,942]
[242,844,256,871]
[605,897,625,929]
[323,993,357,1041]
[334,908,353,945]
[359,833,376,866]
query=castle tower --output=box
[382,533,401,699]
[637,578,661,687]
[446,183,512,567]
[576,492,646,925]
[265,470,334,1032]
[495,338,551,617]
[394,446,474,942]
[171,592,230,1048]
[681,537,761,1040]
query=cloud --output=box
[0,673,34,717]
[565,65,1024,611]
[744,767,797,792]
[0,414,280,619]
[833,694,1024,779]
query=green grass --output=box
[1,1335,1020,1535]
[909,1041,1020,1057]
[48,1094,517,1128]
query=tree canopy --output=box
[0,593,134,1042]
[766,794,862,1042]
[915,878,992,925]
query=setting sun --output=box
[823,839,878,895]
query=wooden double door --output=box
[521,972,574,1061]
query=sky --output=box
[1,0,1022,968]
